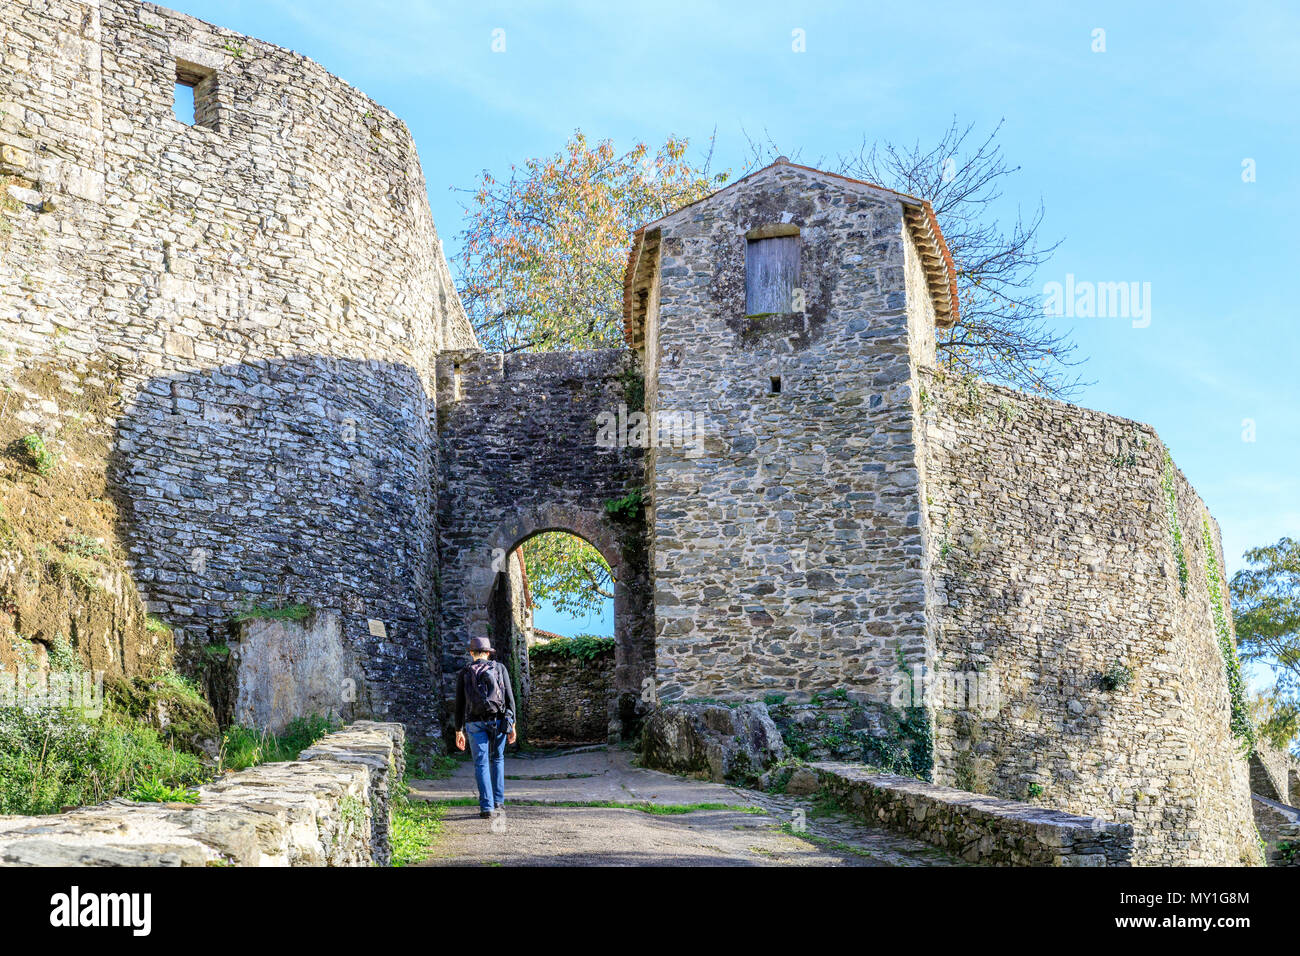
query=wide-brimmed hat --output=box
[467,637,493,653]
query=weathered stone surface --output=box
[233,611,351,734]
[0,1,1266,868]
[812,762,1133,866]
[435,349,651,744]
[0,720,403,867]
[639,163,935,706]
[642,702,787,783]
[919,369,1261,866]
[784,766,820,796]
[0,0,475,740]
[1252,794,1300,867]
[528,644,615,743]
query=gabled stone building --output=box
[0,1,1262,864]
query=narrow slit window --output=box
[745,224,800,315]
[770,376,782,394]
[174,61,218,129]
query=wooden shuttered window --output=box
[744,224,800,315]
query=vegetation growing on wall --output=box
[231,602,313,624]
[1202,518,1255,750]
[603,488,643,521]
[766,673,933,781]
[530,633,614,663]
[1162,453,1189,596]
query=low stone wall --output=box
[528,645,614,743]
[1252,795,1300,867]
[1251,746,1298,805]
[812,762,1133,866]
[0,721,404,867]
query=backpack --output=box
[464,659,507,717]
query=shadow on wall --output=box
[106,355,442,736]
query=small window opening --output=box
[770,376,782,394]
[745,224,801,315]
[174,61,218,129]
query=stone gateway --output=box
[0,1,1261,865]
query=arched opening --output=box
[486,529,616,747]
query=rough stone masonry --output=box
[0,1,1261,864]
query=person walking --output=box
[454,636,517,817]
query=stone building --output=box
[0,1,1268,864]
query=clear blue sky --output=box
[169,2,1299,666]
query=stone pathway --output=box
[411,747,959,867]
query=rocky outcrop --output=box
[641,702,786,783]
[0,721,404,867]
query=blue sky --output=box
[170,2,1298,671]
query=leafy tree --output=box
[1230,536,1300,754]
[453,130,725,353]
[518,532,613,619]
[1249,689,1300,755]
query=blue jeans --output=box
[466,718,509,812]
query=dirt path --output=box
[411,747,958,867]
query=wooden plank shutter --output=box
[745,236,800,314]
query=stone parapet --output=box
[0,721,404,866]
[812,761,1133,866]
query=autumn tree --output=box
[454,130,725,353]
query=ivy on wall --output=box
[531,634,615,663]
[1201,517,1255,750]
[1162,453,1189,596]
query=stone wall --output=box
[812,762,1133,866]
[435,348,650,740]
[1251,744,1298,805]
[0,1,476,737]
[0,720,404,866]
[643,163,934,706]
[527,643,614,743]
[918,368,1259,865]
[1251,795,1300,867]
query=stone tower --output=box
[624,159,957,705]
[623,160,1259,865]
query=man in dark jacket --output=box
[454,636,517,817]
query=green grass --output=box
[218,713,341,771]
[390,783,445,867]
[231,602,313,624]
[0,706,210,815]
[404,744,460,780]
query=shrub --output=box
[17,433,56,476]
[530,634,615,663]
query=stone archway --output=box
[465,504,649,744]
[433,348,651,744]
